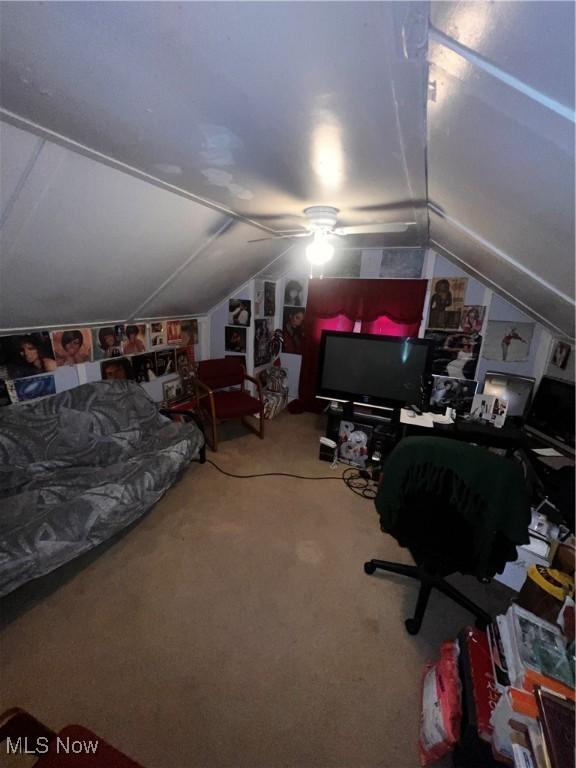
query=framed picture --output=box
[150,321,167,348]
[551,340,572,370]
[284,279,305,307]
[424,330,482,380]
[166,320,182,345]
[228,299,251,327]
[0,332,57,379]
[180,319,198,347]
[225,326,247,353]
[337,420,373,468]
[429,375,478,414]
[100,357,134,381]
[254,318,273,367]
[92,326,123,360]
[264,282,276,317]
[155,349,177,377]
[460,306,486,334]
[379,248,424,279]
[163,378,184,404]
[132,353,157,383]
[470,393,508,428]
[483,321,534,362]
[427,277,468,330]
[51,328,93,365]
[282,307,305,355]
[122,324,148,356]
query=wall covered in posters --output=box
[0,316,202,405]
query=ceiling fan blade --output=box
[334,222,415,236]
[248,232,310,243]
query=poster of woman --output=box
[282,307,305,355]
[0,332,57,378]
[122,324,148,355]
[427,277,467,330]
[225,326,247,353]
[460,306,485,334]
[51,328,93,365]
[92,326,123,360]
[551,340,572,370]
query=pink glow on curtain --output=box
[360,315,421,337]
[312,314,355,341]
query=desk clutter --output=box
[419,539,575,768]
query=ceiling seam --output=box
[429,26,576,123]
[0,109,279,236]
[429,237,571,340]
[128,217,237,320]
[428,204,575,306]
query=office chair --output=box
[364,436,531,635]
[194,358,264,451]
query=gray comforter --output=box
[0,380,204,597]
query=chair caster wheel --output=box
[405,618,420,635]
[364,562,376,575]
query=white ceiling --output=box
[0,1,574,336]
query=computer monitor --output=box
[525,376,575,454]
[482,372,535,418]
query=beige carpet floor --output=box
[0,411,512,768]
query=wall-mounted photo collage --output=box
[0,317,199,405]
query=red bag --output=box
[419,641,462,765]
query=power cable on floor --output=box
[204,459,378,500]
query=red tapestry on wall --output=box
[295,279,428,411]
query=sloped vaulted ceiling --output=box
[0,1,574,337]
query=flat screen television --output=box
[317,331,432,408]
[525,376,575,454]
[482,372,535,419]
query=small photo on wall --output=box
[228,300,251,327]
[225,326,247,353]
[13,374,56,402]
[429,375,478,414]
[0,332,57,379]
[122,324,148,356]
[155,349,177,377]
[51,328,93,366]
[254,318,273,367]
[92,326,123,360]
[254,280,265,318]
[264,281,276,317]
[551,340,572,370]
[282,307,305,355]
[176,346,195,378]
[425,330,482,380]
[284,279,305,307]
[428,277,468,330]
[132,353,157,383]
[163,378,184,404]
[150,321,167,347]
[100,357,134,381]
[379,248,425,278]
[180,319,198,347]
[166,320,182,345]
[460,306,486,334]
[482,321,534,362]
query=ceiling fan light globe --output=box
[306,239,334,265]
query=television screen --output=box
[317,332,432,407]
[525,376,575,451]
[482,372,535,418]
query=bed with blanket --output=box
[0,380,205,597]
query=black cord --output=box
[204,459,378,499]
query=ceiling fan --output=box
[248,206,414,270]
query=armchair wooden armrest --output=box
[242,371,263,399]
[190,377,217,451]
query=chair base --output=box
[363,559,492,636]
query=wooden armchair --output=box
[194,358,264,451]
